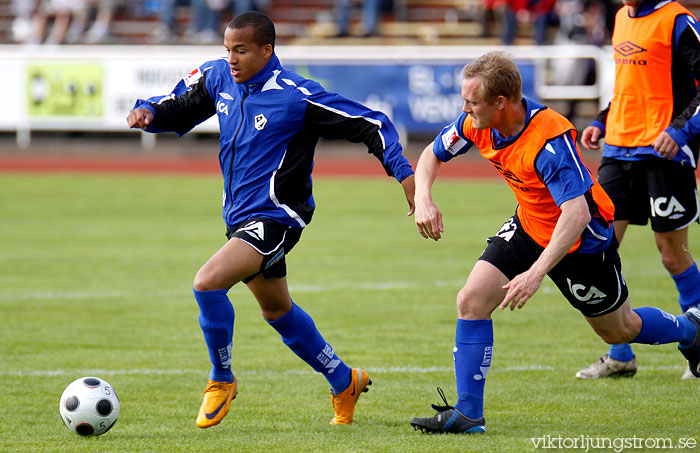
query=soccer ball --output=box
[59,377,120,436]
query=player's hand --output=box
[653,131,679,160]
[126,108,154,130]
[499,268,544,311]
[581,126,602,150]
[401,174,416,216]
[414,196,444,241]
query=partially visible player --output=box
[578,0,700,379]
[127,11,415,428]
[409,51,700,435]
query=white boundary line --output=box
[0,364,685,377]
[0,279,467,301]
[0,268,673,302]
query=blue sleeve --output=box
[589,119,606,137]
[131,74,191,112]
[303,83,414,182]
[432,113,474,162]
[131,63,217,135]
[534,131,594,206]
[665,118,700,168]
[672,14,700,50]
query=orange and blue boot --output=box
[329,368,371,425]
[195,376,238,428]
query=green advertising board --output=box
[27,63,103,117]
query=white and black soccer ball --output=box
[59,377,120,437]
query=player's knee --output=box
[599,332,632,344]
[659,250,690,275]
[260,307,285,322]
[193,269,220,292]
[595,325,635,344]
[456,287,488,319]
[656,236,693,271]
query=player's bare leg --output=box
[586,299,700,378]
[194,239,262,428]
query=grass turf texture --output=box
[1,173,698,452]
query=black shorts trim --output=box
[226,218,302,283]
[479,215,629,317]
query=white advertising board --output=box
[0,44,610,143]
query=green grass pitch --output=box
[1,173,698,452]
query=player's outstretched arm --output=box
[126,108,154,130]
[414,144,444,241]
[302,89,413,183]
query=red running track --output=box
[0,152,507,179]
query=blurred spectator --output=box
[553,0,615,119]
[82,0,117,44]
[195,0,268,43]
[501,0,557,45]
[501,0,518,44]
[476,0,499,38]
[555,0,613,46]
[31,0,88,44]
[27,0,117,44]
[149,0,189,43]
[335,0,393,37]
[189,0,222,43]
[532,0,558,44]
[150,0,267,44]
[583,0,616,46]
[11,0,39,43]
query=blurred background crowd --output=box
[2,0,633,47]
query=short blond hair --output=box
[462,52,522,104]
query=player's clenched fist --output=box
[126,108,154,130]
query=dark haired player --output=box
[578,0,700,380]
[127,11,415,428]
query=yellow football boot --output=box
[195,376,238,428]
[329,368,371,425]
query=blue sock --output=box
[672,262,700,312]
[631,307,696,347]
[194,288,234,383]
[453,319,493,420]
[608,343,635,362]
[268,302,352,394]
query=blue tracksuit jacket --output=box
[132,54,414,229]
